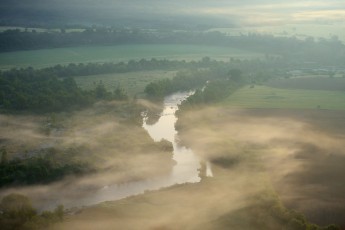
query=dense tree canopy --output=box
[0,193,64,230]
[0,66,130,112]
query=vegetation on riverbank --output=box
[0,147,93,188]
[0,68,129,112]
[175,104,343,229]
[172,68,345,228]
[0,193,64,230]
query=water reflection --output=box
[67,92,202,208]
[143,91,201,184]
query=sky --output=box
[1,0,345,28]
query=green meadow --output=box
[74,70,177,97]
[224,85,345,110]
[0,44,263,70]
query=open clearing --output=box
[0,44,263,70]
[224,85,345,110]
[75,70,177,97]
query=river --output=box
[0,91,210,211]
[143,91,202,184]
[65,91,203,209]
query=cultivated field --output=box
[266,76,345,91]
[0,44,263,70]
[74,70,177,97]
[224,85,345,110]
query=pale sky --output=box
[1,0,344,27]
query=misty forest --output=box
[0,1,345,230]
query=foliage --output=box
[0,67,129,112]
[212,189,341,230]
[0,70,91,112]
[0,148,93,188]
[0,193,64,230]
[1,148,8,165]
[177,68,245,109]
[41,59,192,78]
[144,68,229,100]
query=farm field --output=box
[266,76,345,91]
[223,85,345,110]
[74,70,177,97]
[0,44,263,70]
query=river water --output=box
[65,91,205,209]
[143,91,201,184]
[0,91,208,211]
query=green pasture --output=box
[0,44,263,70]
[266,76,345,91]
[75,70,177,97]
[224,85,345,110]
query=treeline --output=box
[0,57,286,112]
[0,147,93,188]
[0,29,232,52]
[0,28,152,52]
[0,58,217,112]
[0,193,64,230]
[0,57,225,112]
[39,58,192,77]
[179,69,245,109]
[250,192,340,230]
[0,67,128,112]
[1,28,344,66]
[144,67,245,102]
[144,69,212,99]
[2,57,216,79]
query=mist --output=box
[48,105,345,229]
[0,100,175,211]
[177,107,345,226]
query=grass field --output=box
[266,76,345,91]
[224,85,345,110]
[75,70,177,97]
[0,44,263,70]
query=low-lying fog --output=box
[0,100,175,210]
[50,105,345,229]
[177,107,345,226]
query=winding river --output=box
[0,91,209,211]
[66,91,203,208]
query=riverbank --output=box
[0,100,175,211]
[176,105,345,228]
[48,104,344,230]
